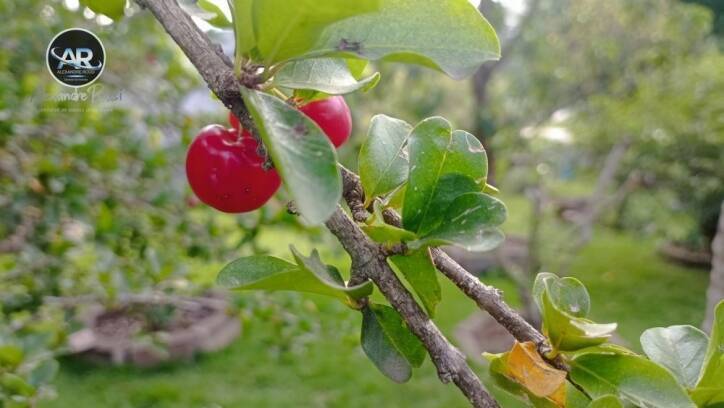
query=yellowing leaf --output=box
[549,381,567,407]
[506,341,568,401]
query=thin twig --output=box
[325,207,499,408]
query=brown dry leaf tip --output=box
[506,341,567,405]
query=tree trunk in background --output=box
[703,201,724,331]
[472,64,497,184]
[472,0,541,185]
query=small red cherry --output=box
[228,111,241,131]
[186,125,281,213]
[299,96,352,148]
[228,111,253,140]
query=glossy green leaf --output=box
[692,301,724,407]
[409,193,506,253]
[562,343,636,360]
[81,0,125,20]
[362,224,416,246]
[362,201,417,245]
[359,115,413,206]
[403,117,488,234]
[361,304,425,383]
[542,291,616,352]
[290,246,373,301]
[533,273,616,352]
[229,0,255,58]
[534,273,591,318]
[217,254,371,301]
[307,0,500,79]
[415,173,480,236]
[570,353,696,408]
[273,58,380,95]
[587,395,624,408]
[217,255,339,298]
[385,184,406,213]
[251,0,380,64]
[390,248,441,317]
[241,88,341,225]
[196,0,232,28]
[640,325,708,389]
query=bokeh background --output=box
[1,0,722,406]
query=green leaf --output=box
[390,248,441,317]
[217,255,337,297]
[251,0,381,65]
[542,293,616,352]
[534,273,591,318]
[195,0,232,28]
[562,343,636,360]
[229,0,256,58]
[1,373,35,397]
[692,301,724,407]
[217,254,371,301]
[0,345,24,368]
[362,201,417,245]
[409,193,506,253]
[241,88,341,225]
[362,224,416,246]
[533,273,616,352]
[273,58,380,95]
[307,0,500,79]
[570,353,696,408]
[290,246,373,301]
[640,325,708,389]
[346,58,369,79]
[361,304,425,383]
[587,395,624,408]
[80,0,125,20]
[359,115,413,205]
[28,359,59,388]
[414,173,480,235]
[403,117,488,234]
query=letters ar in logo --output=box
[51,47,103,70]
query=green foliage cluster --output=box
[0,1,235,311]
[0,307,64,407]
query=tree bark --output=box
[704,201,724,331]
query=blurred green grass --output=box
[42,192,708,408]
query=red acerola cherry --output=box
[299,96,352,148]
[228,111,241,131]
[186,125,281,213]
[228,111,254,140]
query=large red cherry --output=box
[298,96,352,148]
[186,125,281,213]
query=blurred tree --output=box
[0,0,245,311]
[683,0,724,35]
[487,0,722,248]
